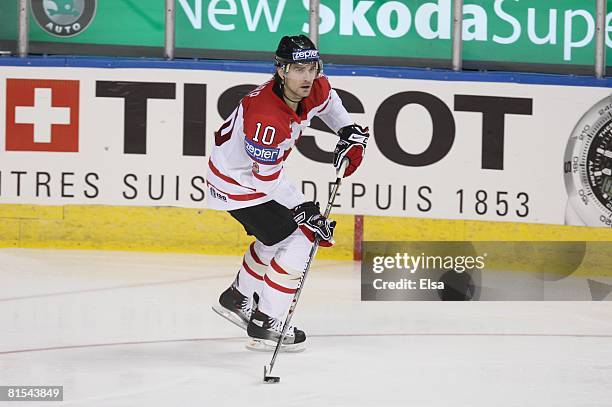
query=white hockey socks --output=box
[235,242,268,300]
[259,258,303,319]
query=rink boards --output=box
[1,203,611,277]
[0,57,611,270]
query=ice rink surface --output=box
[1,248,611,407]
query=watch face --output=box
[564,95,612,227]
[586,122,612,210]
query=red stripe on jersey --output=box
[219,108,238,133]
[214,109,239,147]
[208,160,256,191]
[242,259,264,280]
[264,275,296,294]
[253,168,282,181]
[206,181,266,201]
[249,242,267,266]
[317,97,331,113]
[270,258,289,275]
[282,148,292,162]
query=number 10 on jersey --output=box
[253,123,276,146]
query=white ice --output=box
[1,248,611,407]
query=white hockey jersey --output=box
[206,75,352,211]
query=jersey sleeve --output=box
[314,76,353,133]
[242,111,291,194]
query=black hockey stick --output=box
[263,159,349,384]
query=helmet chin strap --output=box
[282,89,302,104]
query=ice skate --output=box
[211,284,253,331]
[246,308,306,353]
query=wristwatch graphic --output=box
[564,95,612,227]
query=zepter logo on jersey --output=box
[32,0,97,37]
[564,95,612,227]
[244,138,280,163]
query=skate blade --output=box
[211,305,247,331]
[246,338,305,353]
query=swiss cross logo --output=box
[6,79,79,152]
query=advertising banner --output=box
[0,0,17,53]
[0,0,165,51]
[1,1,612,70]
[0,64,611,228]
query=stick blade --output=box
[263,365,280,384]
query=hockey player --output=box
[208,35,369,351]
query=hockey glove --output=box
[293,201,336,247]
[333,124,369,177]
